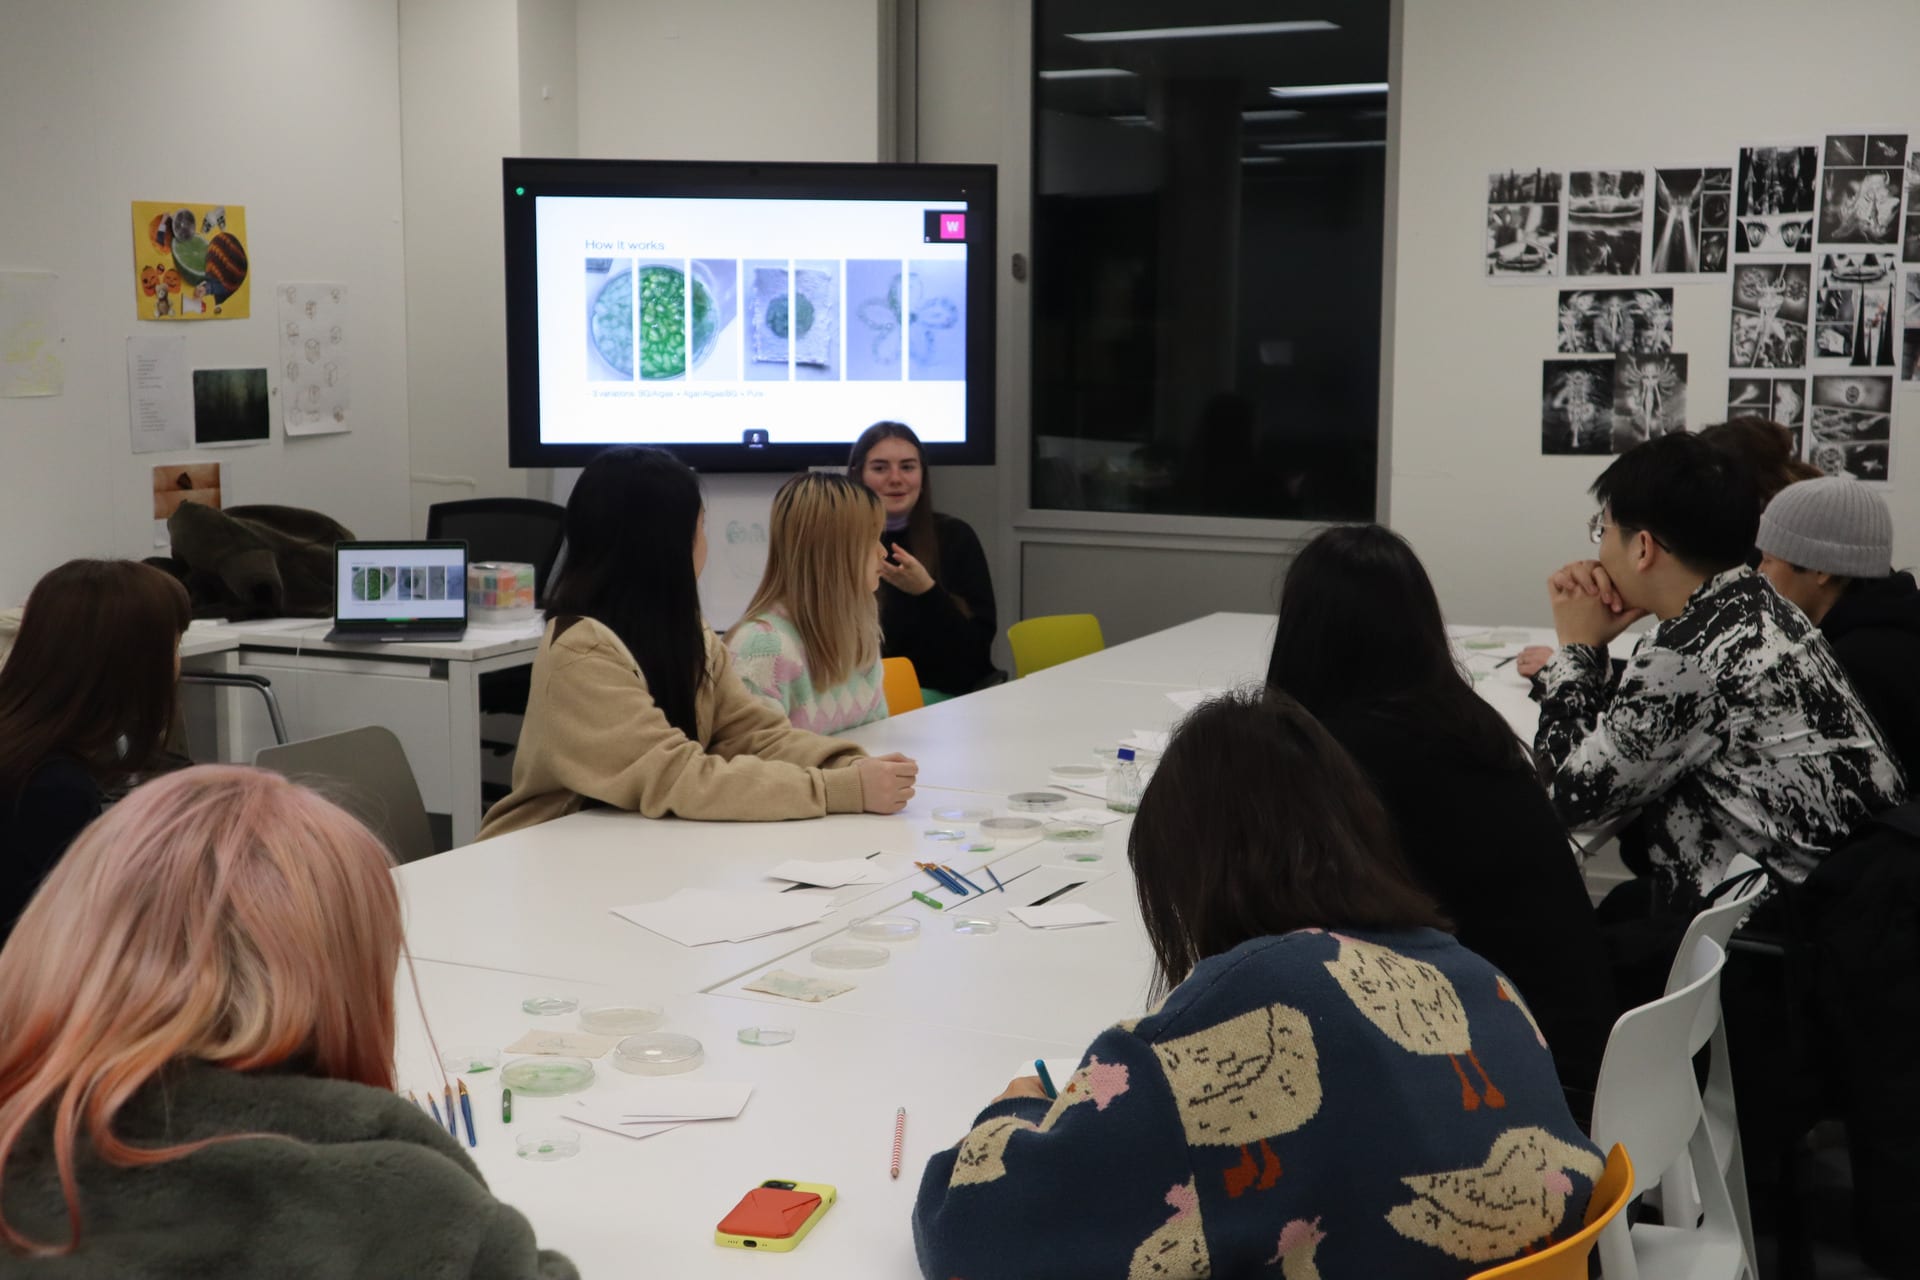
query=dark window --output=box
[1030,1,1389,520]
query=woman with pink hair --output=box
[0,765,575,1277]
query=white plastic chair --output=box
[255,726,436,863]
[1655,856,1764,1266]
[1590,937,1753,1279]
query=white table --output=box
[185,617,543,846]
[389,611,1598,1275]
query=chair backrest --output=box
[1590,936,1726,1185]
[426,498,566,602]
[881,657,924,714]
[254,726,437,864]
[1466,1144,1634,1279]
[1663,853,1765,996]
[1007,613,1105,678]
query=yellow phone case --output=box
[714,1180,838,1252]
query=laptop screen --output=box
[335,543,467,624]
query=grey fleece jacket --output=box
[0,1061,576,1279]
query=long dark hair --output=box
[1267,525,1527,772]
[0,560,191,801]
[1699,417,1821,513]
[545,447,707,739]
[1130,688,1448,999]
[848,421,943,588]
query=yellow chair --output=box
[881,657,925,715]
[1006,613,1105,678]
[1467,1144,1634,1280]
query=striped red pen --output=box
[890,1107,907,1180]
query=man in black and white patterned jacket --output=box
[1534,433,1905,914]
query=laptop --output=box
[325,540,469,644]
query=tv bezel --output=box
[502,156,997,472]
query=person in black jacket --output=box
[0,559,191,938]
[1266,524,1617,1121]
[1758,474,1920,783]
[848,422,1000,698]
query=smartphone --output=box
[714,1179,837,1251]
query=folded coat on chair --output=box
[152,501,354,620]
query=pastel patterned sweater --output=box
[725,609,888,736]
[914,928,1603,1280]
[1535,566,1906,902]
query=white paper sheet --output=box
[564,1110,685,1142]
[126,335,192,454]
[1007,903,1115,930]
[764,857,902,888]
[277,282,351,436]
[1121,729,1171,752]
[595,1079,754,1121]
[1165,687,1226,713]
[610,888,830,947]
[0,271,63,397]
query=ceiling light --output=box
[1242,110,1305,122]
[1269,81,1389,99]
[1038,67,1137,80]
[1068,20,1337,43]
[1259,139,1387,152]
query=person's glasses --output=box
[1587,512,1609,545]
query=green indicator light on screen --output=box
[515,186,526,196]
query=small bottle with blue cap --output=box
[1106,747,1143,814]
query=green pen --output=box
[911,889,945,910]
[501,1088,512,1123]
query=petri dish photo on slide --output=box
[849,915,921,942]
[811,941,890,970]
[501,1056,596,1096]
[613,1032,705,1076]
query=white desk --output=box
[185,617,544,846]
[395,960,1080,1280]
[388,611,1603,1275]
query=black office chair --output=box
[426,497,566,802]
[425,497,566,602]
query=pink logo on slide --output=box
[940,213,967,240]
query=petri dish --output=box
[810,941,890,970]
[951,915,1000,935]
[501,1056,596,1096]
[440,1045,501,1076]
[849,914,921,942]
[578,1002,666,1036]
[517,1129,582,1162]
[920,828,970,857]
[1044,820,1102,843]
[738,1025,797,1047]
[981,816,1043,835]
[521,995,580,1016]
[1008,791,1068,813]
[931,805,991,825]
[613,1032,705,1076]
[1049,763,1105,782]
[959,834,997,854]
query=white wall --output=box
[0,0,412,603]
[1390,0,1920,626]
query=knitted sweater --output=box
[0,1061,575,1279]
[914,928,1602,1280]
[1536,566,1906,901]
[478,617,868,838]
[724,609,888,736]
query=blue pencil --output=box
[918,863,968,895]
[943,865,987,895]
[458,1079,477,1148]
[1034,1059,1058,1100]
[985,866,1005,894]
[428,1093,446,1129]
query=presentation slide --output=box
[536,195,969,449]
[335,546,466,622]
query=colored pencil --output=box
[458,1079,477,1148]
[890,1107,907,1180]
[985,866,1005,893]
[916,862,965,894]
[1034,1059,1058,1100]
[428,1093,445,1129]
[910,889,945,910]
[444,1084,458,1137]
[942,864,987,895]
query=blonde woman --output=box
[0,766,575,1277]
[727,473,890,735]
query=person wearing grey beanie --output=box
[1759,475,1920,780]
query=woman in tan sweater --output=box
[478,448,917,839]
